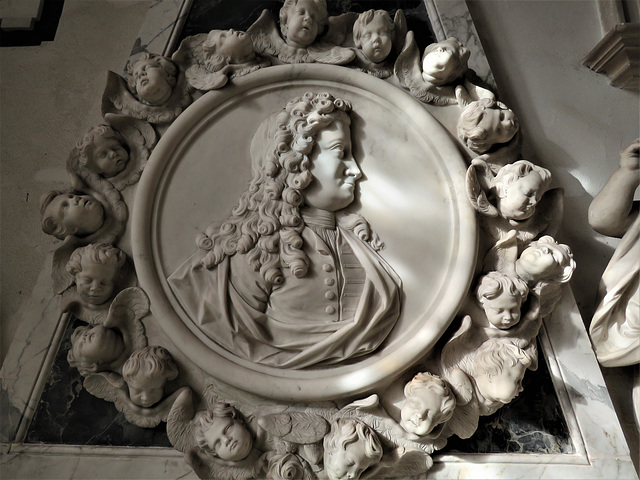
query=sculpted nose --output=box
[345,159,361,179]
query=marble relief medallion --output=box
[132,64,477,400]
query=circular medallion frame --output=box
[132,64,477,401]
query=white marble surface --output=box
[1,0,637,479]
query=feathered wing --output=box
[52,236,82,294]
[392,10,408,56]
[306,42,356,64]
[371,449,433,479]
[167,387,197,453]
[172,33,208,71]
[105,287,149,350]
[248,10,289,59]
[394,31,457,105]
[104,114,157,190]
[481,130,523,174]
[186,449,266,480]
[323,12,359,46]
[185,64,229,91]
[466,158,499,217]
[101,70,191,124]
[258,412,329,445]
[530,188,564,239]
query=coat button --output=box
[325,291,336,300]
[325,278,335,286]
[325,306,336,315]
[323,264,333,272]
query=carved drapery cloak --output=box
[590,214,640,367]
[168,213,401,369]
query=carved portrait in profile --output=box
[133,65,475,400]
[168,92,402,369]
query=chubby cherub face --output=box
[326,440,377,480]
[74,257,119,305]
[497,171,546,221]
[283,0,322,48]
[44,193,105,238]
[87,134,129,178]
[358,16,392,64]
[126,373,166,408]
[400,388,446,436]
[131,59,173,106]
[422,39,468,85]
[475,362,526,405]
[517,242,566,281]
[202,416,253,461]
[477,107,518,147]
[72,325,124,366]
[216,29,255,64]
[480,290,523,329]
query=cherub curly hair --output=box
[126,53,178,93]
[280,0,328,40]
[457,98,518,153]
[122,345,178,382]
[198,92,383,285]
[77,124,128,166]
[404,372,456,425]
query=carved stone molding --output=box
[583,22,640,90]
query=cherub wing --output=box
[122,386,193,429]
[481,130,523,174]
[444,367,474,406]
[392,10,408,55]
[186,448,266,480]
[52,235,82,294]
[394,32,457,105]
[171,33,208,72]
[167,387,197,453]
[466,158,499,217]
[394,31,425,93]
[371,449,433,479]
[105,287,149,350]
[83,371,127,402]
[455,75,496,108]
[323,12,358,46]
[530,187,564,239]
[306,42,356,65]
[248,10,287,59]
[104,114,157,190]
[101,70,191,124]
[185,64,229,91]
[258,412,329,445]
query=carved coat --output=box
[168,212,401,369]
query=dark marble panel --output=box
[443,340,574,454]
[178,0,436,52]
[25,317,171,447]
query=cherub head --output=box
[77,125,129,178]
[476,272,529,329]
[323,418,383,480]
[516,236,575,286]
[279,0,328,48]
[491,160,552,221]
[353,10,394,64]
[40,190,105,240]
[400,372,456,436]
[127,53,178,106]
[67,324,125,376]
[121,346,178,407]
[465,338,536,406]
[421,37,470,86]
[202,29,256,71]
[457,98,519,153]
[66,244,127,305]
[199,92,378,286]
[194,402,253,462]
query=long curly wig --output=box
[197,92,382,285]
